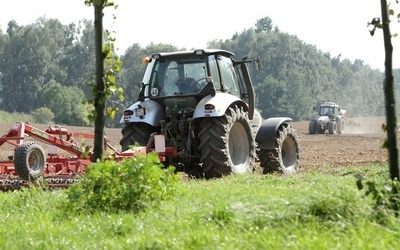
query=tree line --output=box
[0,16,397,127]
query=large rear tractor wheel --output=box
[120,122,156,151]
[198,105,256,178]
[308,120,317,134]
[258,124,301,175]
[14,142,46,181]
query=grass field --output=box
[0,163,399,250]
[0,114,399,249]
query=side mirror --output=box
[137,82,145,102]
[207,78,216,97]
[197,77,216,98]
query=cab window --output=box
[217,56,240,97]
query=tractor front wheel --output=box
[198,105,256,178]
[308,120,317,134]
[328,121,337,134]
[14,142,46,181]
[258,124,301,175]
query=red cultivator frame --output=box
[0,122,140,190]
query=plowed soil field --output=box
[290,116,389,172]
[0,116,392,172]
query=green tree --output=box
[377,0,398,180]
[0,18,75,112]
[255,17,275,33]
[0,21,31,112]
[209,16,387,121]
[85,0,122,160]
[59,19,96,97]
[0,27,7,96]
[42,81,89,125]
[0,13,391,129]
[357,1,399,215]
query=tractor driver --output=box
[324,107,333,116]
[175,77,201,94]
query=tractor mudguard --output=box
[255,117,292,149]
[119,100,165,126]
[192,92,248,119]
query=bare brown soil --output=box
[0,117,392,172]
[290,116,389,172]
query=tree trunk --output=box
[93,2,105,161]
[381,0,399,180]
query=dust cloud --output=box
[345,116,385,135]
[291,116,387,136]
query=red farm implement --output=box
[0,122,180,191]
[0,122,142,190]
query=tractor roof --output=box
[321,102,339,107]
[150,49,235,59]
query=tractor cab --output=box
[141,50,244,96]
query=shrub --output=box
[66,153,179,213]
[31,107,54,124]
[0,110,34,122]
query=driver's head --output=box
[176,77,198,93]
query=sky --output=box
[0,0,398,70]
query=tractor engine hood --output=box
[317,116,330,124]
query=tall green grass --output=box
[0,164,399,250]
[0,110,35,123]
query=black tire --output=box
[308,120,317,134]
[198,105,256,178]
[258,124,301,175]
[328,121,337,134]
[120,122,156,151]
[337,118,345,134]
[316,125,325,134]
[14,142,46,181]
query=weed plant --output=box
[66,153,179,213]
